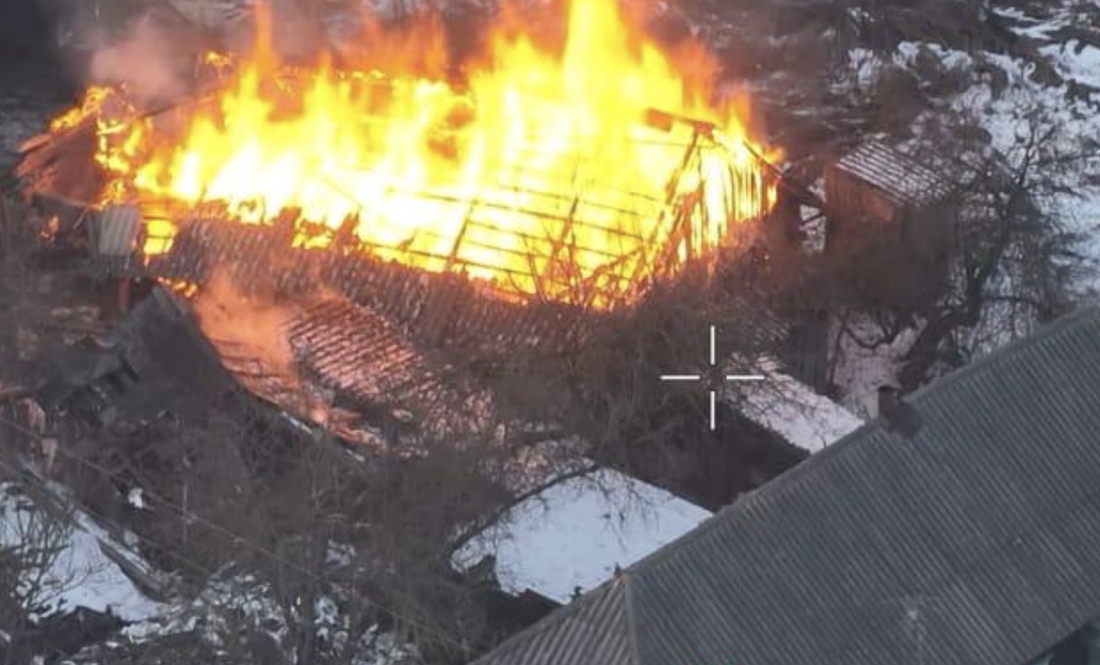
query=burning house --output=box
[0,1,913,659]
[21,0,780,307]
[10,0,792,452]
[0,0,888,544]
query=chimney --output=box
[877,385,924,438]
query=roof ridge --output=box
[902,304,1100,405]
[613,305,1100,576]
[472,305,1100,665]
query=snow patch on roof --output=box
[733,366,864,452]
[453,466,710,603]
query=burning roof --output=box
[22,0,780,311]
[11,0,793,454]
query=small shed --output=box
[824,141,957,306]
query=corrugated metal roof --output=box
[833,141,953,206]
[473,306,1100,665]
[95,204,142,257]
[476,576,636,665]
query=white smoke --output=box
[88,14,189,104]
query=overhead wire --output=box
[0,413,473,655]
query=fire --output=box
[66,0,779,308]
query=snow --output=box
[847,48,884,91]
[848,16,1100,294]
[453,465,711,603]
[732,363,864,452]
[829,316,919,418]
[452,373,860,603]
[122,569,416,663]
[124,570,287,643]
[1041,40,1100,89]
[0,484,161,623]
[824,10,1100,405]
[48,516,161,622]
[893,41,971,72]
[800,204,826,252]
[126,487,145,510]
[946,47,1100,291]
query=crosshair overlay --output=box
[660,325,766,431]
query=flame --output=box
[66,0,779,309]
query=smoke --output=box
[191,270,297,376]
[88,14,189,104]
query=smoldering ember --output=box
[1,0,1100,663]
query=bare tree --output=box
[824,101,1096,393]
[0,477,81,665]
[895,107,1094,389]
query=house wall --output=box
[825,164,904,251]
[900,200,955,263]
[824,165,955,309]
[779,309,831,392]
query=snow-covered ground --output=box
[823,0,1100,398]
[0,482,160,623]
[840,4,1100,297]
[1,480,416,662]
[453,465,711,603]
[826,318,921,417]
[911,42,1100,283]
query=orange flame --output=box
[70,0,780,308]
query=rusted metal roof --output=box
[141,217,593,355]
[833,140,953,207]
[474,305,1100,665]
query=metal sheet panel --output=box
[95,204,142,256]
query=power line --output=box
[1,453,396,662]
[0,455,229,664]
[0,454,221,585]
[1,452,396,663]
[0,414,473,655]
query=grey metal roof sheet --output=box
[833,140,954,206]
[473,306,1100,665]
[95,204,142,256]
[477,576,636,665]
